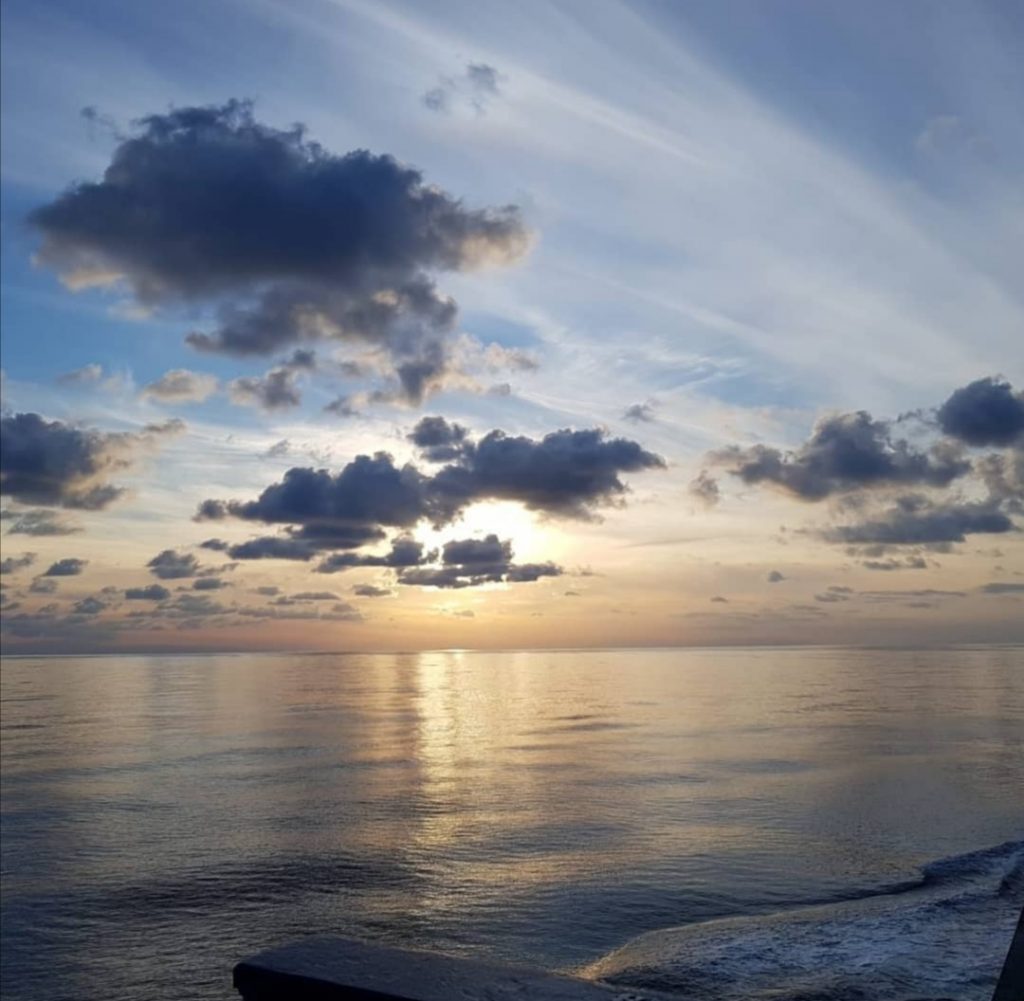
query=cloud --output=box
[767,570,785,583]
[861,555,928,571]
[980,582,1024,595]
[623,402,655,423]
[708,411,969,501]
[429,426,666,520]
[814,587,851,603]
[396,533,562,589]
[228,366,302,410]
[408,415,471,461]
[1,412,181,510]
[28,577,58,594]
[824,495,1015,547]
[936,377,1024,447]
[72,596,107,615]
[3,509,82,536]
[43,557,88,576]
[57,363,104,386]
[198,425,664,561]
[199,538,229,551]
[353,584,392,598]
[228,348,318,410]
[141,368,218,403]
[0,553,36,575]
[423,62,502,115]
[192,577,229,590]
[31,100,530,403]
[689,469,720,507]
[146,549,200,579]
[125,584,171,600]
[316,535,428,573]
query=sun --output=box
[418,501,565,565]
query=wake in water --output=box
[585,841,1023,1001]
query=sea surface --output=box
[1,646,1021,1001]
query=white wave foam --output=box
[585,842,1023,1001]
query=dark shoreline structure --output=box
[233,937,677,1000]
[235,918,1024,1001]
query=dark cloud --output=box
[353,584,392,598]
[814,589,851,603]
[234,602,361,623]
[290,591,339,601]
[710,595,728,603]
[141,368,218,403]
[980,582,1024,594]
[324,395,360,418]
[28,577,59,594]
[192,577,229,590]
[72,596,107,615]
[1,412,181,510]
[199,538,230,551]
[623,402,655,423]
[689,470,720,507]
[858,588,966,603]
[708,412,969,501]
[975,450,1024,512]
[767,570,785,583]
[228,348,317,410]
[396,534,562,589]
[316,535,428,574]
[936,377,1024,447]
[228,365,302,410]
[1,553,36,575]
[146,549,200,579]
[125,584,171,600]
[4,509,82,536]
[198,426,664,565]
[31,100,529,403]
[408,416,471,461]
[227,536,316,561]
[43,557,88,576]
[824,496,1015,547]
[255,586,279,596]
[862,555,928,571]
[429,427,666,520]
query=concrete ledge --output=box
[233,936,675,1001]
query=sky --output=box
[1,0,1022,654]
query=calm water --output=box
[1,646,1022,1000]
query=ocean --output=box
[1,646,1021,1000]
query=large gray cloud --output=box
[146,549,200,579]
[936,377,1024,447]
[125,584,171,600]
[824,496,1015,547]
[408,415,471,461]
[396,534,562,589]
[196,424,664,562]
[708,411,969,501]
[30,100,530,403]
[316,535,429,574]
[43,557,88,577]
[0,553,36,575]
[3,509,81,536]
[699,379,1024,555]
[1,413,182,510]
